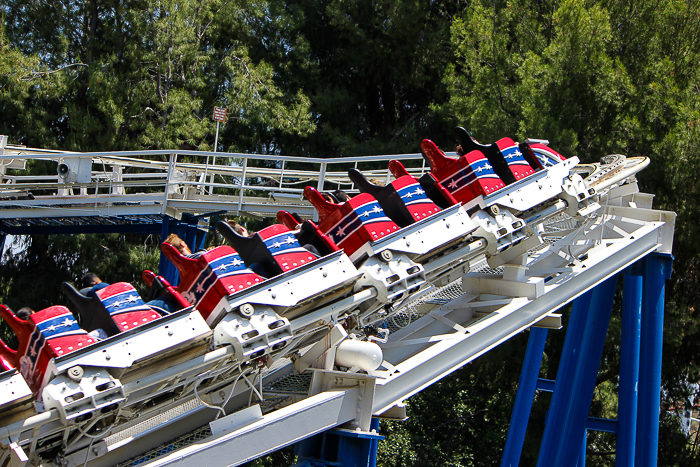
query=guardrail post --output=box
[314,162,327,222]
[164,153,177,215]
[209,152,218,195]
[237,157,247,214]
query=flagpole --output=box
[210,121,220,194]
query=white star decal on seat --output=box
[337,225,346,237]
[513,149,522,157]
[272,241,282,249]
[232,258,243,267]
[448,180,458,189]
[414,188,425,196]
[362,210,371,217]
[47,324,57,332]
[61,318,75,328]
[196,282,205,293]
[373,206,382,213]
[404,191,413,198]
[286,236,296,244]
[484,163,492,170]
[126,295,138,303]
[112,300,122,308]
[217,264,227,271]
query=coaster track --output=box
[0,136,674,467]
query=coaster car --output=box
[420,128,595,218]
[0,279,219,464]
[161,225,365,361]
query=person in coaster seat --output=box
[141,270,192,312]
[348,162,441,228]
[80,273,109,298]
[303,186,400,256]
[222,221,277,273]
[161,236,266,323]
[217,221,320,277]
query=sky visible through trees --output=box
[2,0,700,465]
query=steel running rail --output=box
[64,165,672,467]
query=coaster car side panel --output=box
[161,243,265,323]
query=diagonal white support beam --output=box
[372,222,665,415]
[141,388,361,467]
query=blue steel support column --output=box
[552,275,618,466]
[158,216,180,286]
[536,290,594,467]
[0,234,6,261]
[635,254,673,467]
[501,327,549,467]
[368,418,380,467]
[616,270,643,467]
[579,429,587,466]
[181,214,198,253]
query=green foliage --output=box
[378,337,526,466]
[1,0,700,464]
[0,0,315,152]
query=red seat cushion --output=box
[96,283,161,332]
[496,137,536,180]
[390,175,441,222]
[460,149,507,197]
[528,143,566,166]
[319,193,400,255]
[257,224,319,273]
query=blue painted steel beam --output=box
[586,417,617,434]
[635,254,673,467]
[159,217,180,286]
[501,327,549,467]
[537,289,594,466]
[368,418,380,467]
[617,271,643,467]
[294,422,384,467]
[0,223,162,235]
[536,378,556,393]
[552,275,618,466]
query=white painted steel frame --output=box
[115,212,669,467]
[0,146,434,221]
